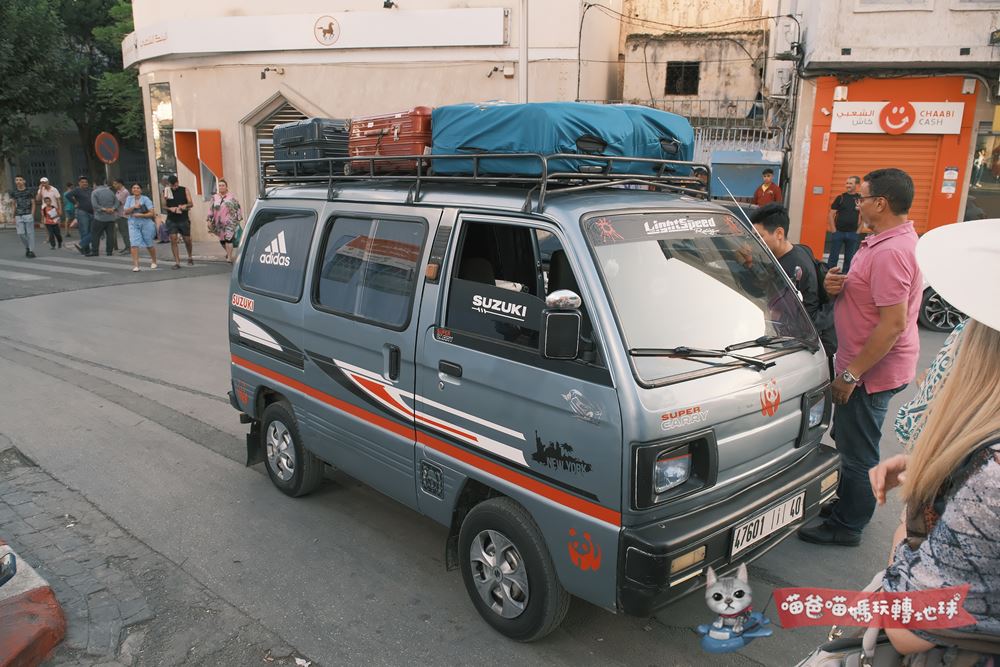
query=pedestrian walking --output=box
[66,176,95,256]
[750,167,782,206]
[971,148,986,188]
[90,182,118,256]
[112,179,130,255]
[124,183,158,272]
[866,218,1000,660]
[9,175,37,258]
[750,203,837,377]
[163,174,194,268]
[63,181,75,238]
[206,179,243,264]
[41,196,63,249]
[827,176,862,273]
[35,177,61,219]
[798,168,922,547]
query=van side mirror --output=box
[540,290,582,360]
[0,553,16,588]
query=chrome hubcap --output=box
[469,529,529,619]
[265,420,296,482]
[924,292,963,331]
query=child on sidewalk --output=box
[42,197,63,249]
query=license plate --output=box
[730,492,805,557]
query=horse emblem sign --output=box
[314,16,341,46]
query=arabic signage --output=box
[122,9,507,68]
[830,101,964,135]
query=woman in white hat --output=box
[869,218,1000,658]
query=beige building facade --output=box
[125,0,623,240]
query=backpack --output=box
[796,244,831,306]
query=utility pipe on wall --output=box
[519,0,529,102]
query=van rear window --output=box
[239,208,317,302]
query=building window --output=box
[149,83,176,192]
[665,62,700,96]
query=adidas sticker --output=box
[259,230,291,267]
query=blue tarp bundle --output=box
[430,102,694,176]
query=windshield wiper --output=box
[628,346,775,371]
[726,335,820,354]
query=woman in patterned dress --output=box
[869,219,1000,661]
[206,179,243,263]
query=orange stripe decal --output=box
[232,353,621,527]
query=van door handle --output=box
[439,360,462,378]
[385,345,400,381]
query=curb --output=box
[0,539,66,667]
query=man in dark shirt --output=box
[751,203,836,377]
[827,176,861,272]
[163,174,194,268]
[67,176,96,256]
[8,175,37,257]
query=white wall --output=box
[801,0,1000,68]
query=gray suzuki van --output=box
[228,154,839,641]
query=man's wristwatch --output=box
[840,369,860,385]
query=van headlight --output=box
[633,431,719,510]
[655,453,692,494]
[808,396,825,429]
[798,385,832,447]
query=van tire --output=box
[458,497,570,641]
[261,402,323,497]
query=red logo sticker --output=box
[879,101,916,135]
[775,585,975,630]
[231,294,254,312]
[567,528,602,571]
[760,379,781,417]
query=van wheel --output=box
[261,402,323,497]
[458,497,570,641]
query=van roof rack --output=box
[259,153,711,213]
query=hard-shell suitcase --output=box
[348,107,433,174]
[430,102,695,176]
[272,118,350,174]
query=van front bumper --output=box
[618,444,839,616]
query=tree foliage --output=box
[0,0,73,163]
[0,0,143,174]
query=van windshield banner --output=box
[585,213,742,246]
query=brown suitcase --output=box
[348,107,433,174]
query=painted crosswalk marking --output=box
[0,259,106,276]
[39,256,141,271]
[0,269,46,281]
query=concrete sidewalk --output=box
[0,537,66,666]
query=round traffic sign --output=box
[95,132,120,165]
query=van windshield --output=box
[583,212,816,382]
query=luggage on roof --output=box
[430,102,695,176]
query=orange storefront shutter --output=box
[831,134,940,234]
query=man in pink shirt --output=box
[798,168,921,547]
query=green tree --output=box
[93,2,144,145]
[57,0,133,177]
[0,0,73,165]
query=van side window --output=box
[314,216,426,330]
[446,221,596,358]
[239,208,317,302]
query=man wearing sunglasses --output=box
[799,168,922,547]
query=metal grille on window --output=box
[255,103,308,181]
